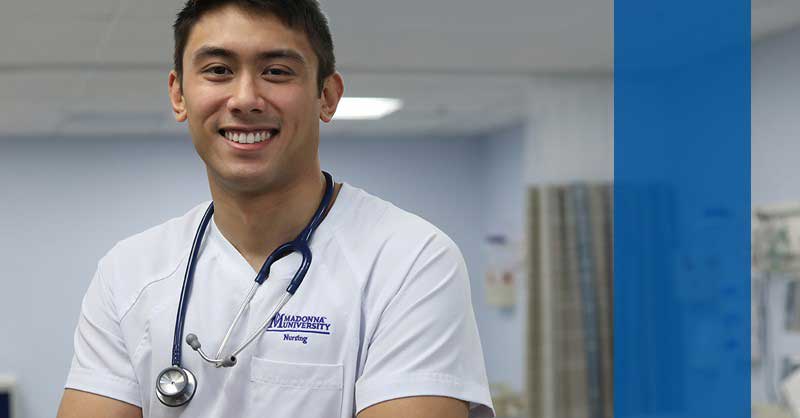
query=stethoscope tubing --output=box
[171,202,214,366]
[214,281,259,359]
[170,171,333,368]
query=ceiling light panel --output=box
[332,97,403,120]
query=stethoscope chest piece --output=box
[156,366,197,407]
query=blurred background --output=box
[752,3,800,417]
[0,0,790,417]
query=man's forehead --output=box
[185,5,314,62]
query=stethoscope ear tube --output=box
[157,171,334,407]
[171,203,215,367]
[286,244,312,294]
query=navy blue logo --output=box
[266,313,332,345]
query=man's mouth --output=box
[218,128,280,144]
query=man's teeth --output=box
[223,130,275,144]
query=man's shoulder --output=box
[335,185,468,316]
[98,202,209,288]
[338,184,449,240]
[109,201,208,257]
[334,184,461,263]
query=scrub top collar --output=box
[204,182,354,279]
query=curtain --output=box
[527,183,613,418]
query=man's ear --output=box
[168,70,188,122]
[319,72,344,123]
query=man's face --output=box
[168,5,341,192]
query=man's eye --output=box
[264,68,292,77]
[204,66,231,76]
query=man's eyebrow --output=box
[256,49,306,64]
[191,46,307,65]
[192,46,237,63]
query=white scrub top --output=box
[65,182,495,418]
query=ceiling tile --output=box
[0,0,118,23]
[98,21,173,65]
[0,20,108,65]
[753,2,800,39]
[117,0,186,21]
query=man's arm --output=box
[56,389,142,418]
[358,396,469,418]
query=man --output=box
[56,1,494,417]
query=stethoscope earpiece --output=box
[156,366,197,407]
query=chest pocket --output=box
[248,356,344,418]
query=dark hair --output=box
[173,0,335,93]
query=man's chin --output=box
[209,168,278,195]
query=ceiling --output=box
[0,0,797,137]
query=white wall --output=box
[751,26,800,404]
[477,124,528,392]
[525,76,614,185]
[0,130,526,418]
[752,28,800,206]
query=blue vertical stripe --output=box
[615,0,750,417]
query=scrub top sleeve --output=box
[64,258,142,407]
[355,235,495,418]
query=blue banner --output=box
[615,0,750,417]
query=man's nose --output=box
[227,75,265,114]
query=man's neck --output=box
[208,169,336,272]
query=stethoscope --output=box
[155,171,334,407]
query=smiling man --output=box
[56,1,494,417]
